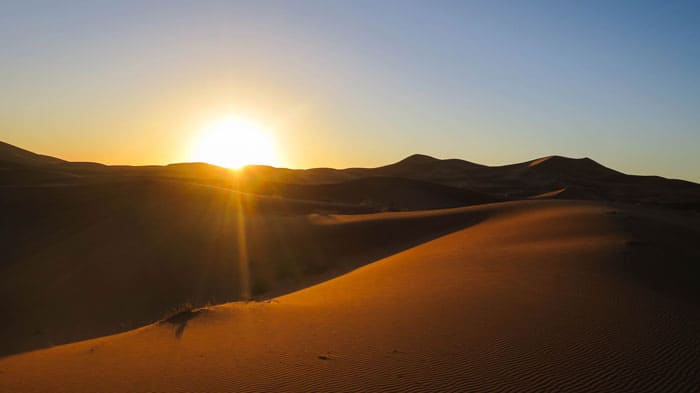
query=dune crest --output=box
[1,200,699,392]
[3,140,699,209]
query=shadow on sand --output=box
[161,308,206,339]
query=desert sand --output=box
[2,199,699,392]
[0,179,484,356]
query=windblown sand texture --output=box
[2,200,699,392]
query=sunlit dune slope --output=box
[0,180,486,356]
[2,200,699,392]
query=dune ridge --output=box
[2,140,699,209]
[1,200,699,392]
[0,179,489,356]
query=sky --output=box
[1,1,699,181]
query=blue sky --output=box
[1,1,699,180]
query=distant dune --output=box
[248,176,500,210]
[1,141,700,391]
[0,141,65,167]
[2,141,700,209]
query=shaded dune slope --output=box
[247,176,500,210]
[0,180,487,356]
[1,200,699,392]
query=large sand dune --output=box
[2,141,700,391]
[0,179,488,356]
[2,200,699,392]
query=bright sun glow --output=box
[191,116,278,169]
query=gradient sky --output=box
[1,1,699,181]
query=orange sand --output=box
[2,200,699,392]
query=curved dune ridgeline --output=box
[4,140,700,211]
[1,200,699,392]
[0,180,487,356]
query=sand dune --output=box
[3,140,700,210]
[0,141,65,167]
[2,141,700,391]
[2,200,699,392]
[0,179,486,356]
[247,176,500,211]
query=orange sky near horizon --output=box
[2,2,699,182]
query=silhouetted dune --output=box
[1,141,698,209]
[195,155,698,207]
[526,155,622,175]
[371,153,487,179]
[245,176,501,210]
[0,141,65,167]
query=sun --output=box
[191,116,279,169]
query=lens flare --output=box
[191,116,278,168]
